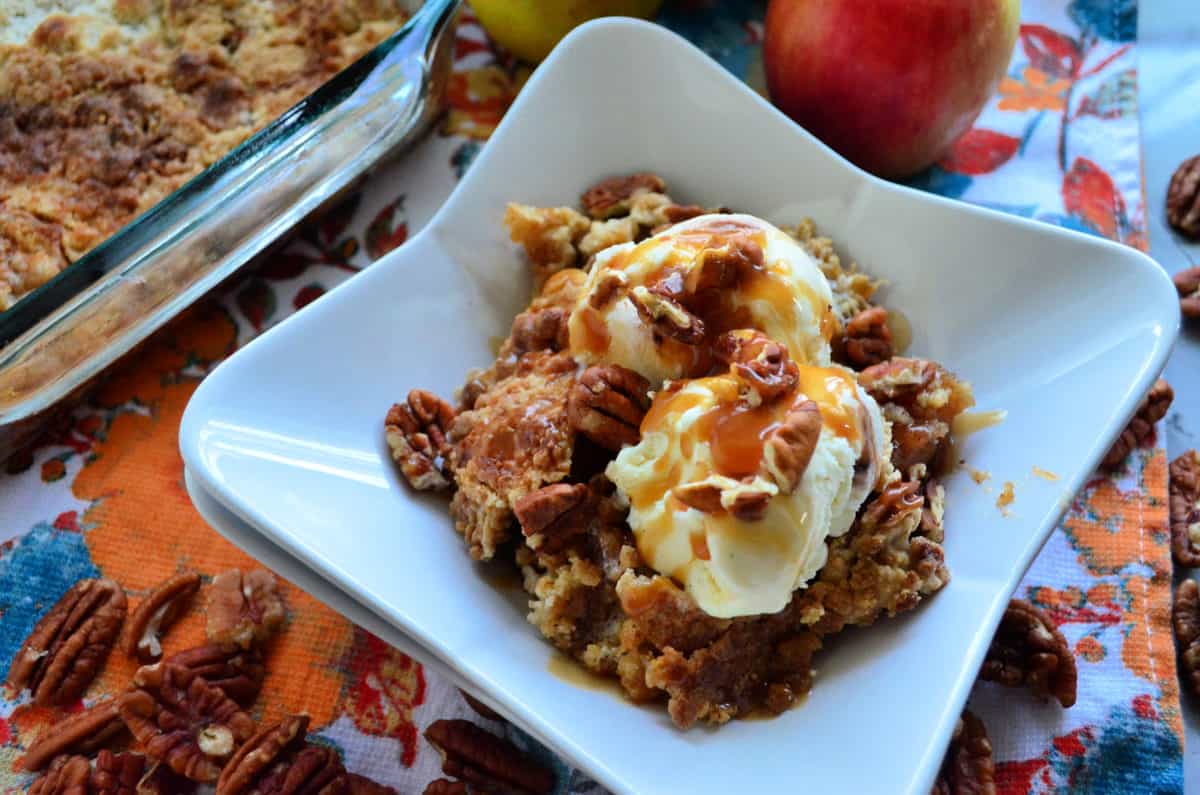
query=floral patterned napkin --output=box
[0,1,1179,793]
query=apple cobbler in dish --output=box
[0,0,410,310]
[385,173,979,728]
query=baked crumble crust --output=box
[0,1,408,309]
[387,173,977,728]
[607,478,946,728]
[447,351,578,561]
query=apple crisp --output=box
[386,173,978,728]
[0,0,410,310]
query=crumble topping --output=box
[0,1,409,309]
[1031,466,1059,482]
[996,481,1016,515]
[386,173,985,728]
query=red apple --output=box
[764,0,1020,180]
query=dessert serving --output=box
[385,172,981,728]
[0,0,412,310]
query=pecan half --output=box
[860,357,974,479]
[458,690,502,722]
[164,644,265,705]
[119,663,256,782]
[629,285,706,345]
[1100,378,1172,470]
[1172,450,1200,566]
[724,489,771,522]
[9,578,127,706]
[567,364,651,451]
[346,775,397,795]
[424,720,555,795]
[862,480,924,521]
[672,477,773,521]
[714,330,799,402]
[218,714,354,795]
[216,715,308,795]
[1174,578,1200,697]
[838,306,893,370]
[662,204,711,224]
[423,781,468,795]
[1167,155,1200,239]
[136,761,195,795]
[90,751,146,795]
[672,481,726,515]
[23,699,127,772]
[588,270,628,310]
[920,479,946,543]
[979,599,1077,708]
[684,238,763,295]
[206,569,286,651]
[649,205,733,236]
[763,401,822,494]
[385,390,457,491]
[931,711,996,795]
[508,308,568,355]
[123,572,201,662]
[580,173,667,219]
[513,483,590,552]
[30,754,91,795]
[1174,266,1200,319]
[252,745,346,795]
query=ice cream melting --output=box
[607,363,889,618]
[569,212,892,618]
[568,214,838,385]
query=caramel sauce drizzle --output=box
[578,217,861,575]
[698,401,781,479]
[794,367,861,444]
[626,362,870,575]
[568,219,834,369]
[575,305,610,355]
[630,366,862,514]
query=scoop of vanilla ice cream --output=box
[568,214,837,386]
[606,365,889,618]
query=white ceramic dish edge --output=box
[183,468,520,726]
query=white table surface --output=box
[1139,0,1200,781]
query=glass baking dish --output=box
[0,0,459,460]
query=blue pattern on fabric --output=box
[0,523,100,681]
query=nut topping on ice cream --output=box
[606,330,891,618]
[568,214,838,385]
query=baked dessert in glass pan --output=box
[0,0,458,459]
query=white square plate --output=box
[180,18,1178,794]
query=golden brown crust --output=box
[447,351,579,560]
[608,480,948,728]
[0,1,408,309]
